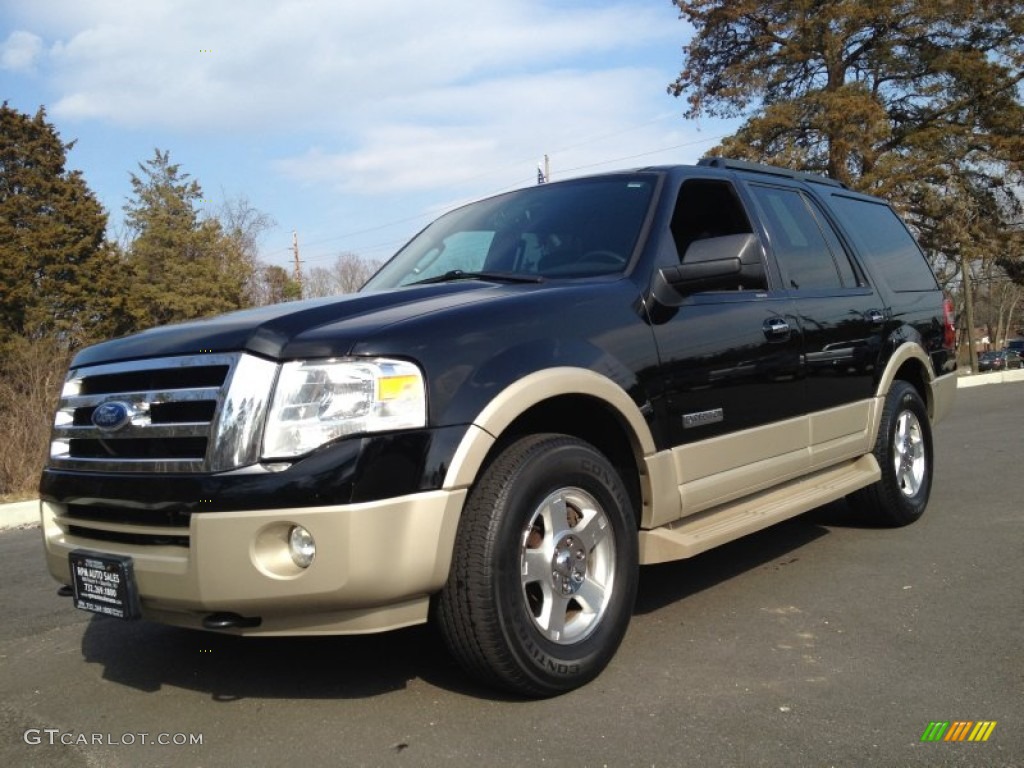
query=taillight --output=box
[942,296,956,350]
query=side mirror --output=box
[650,233,765,309]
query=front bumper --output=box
[42,489,467,635]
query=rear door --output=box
[742,181,885,414]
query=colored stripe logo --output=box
[921,721,997,742]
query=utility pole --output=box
[292,230,303,296]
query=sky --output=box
[0,0,742,273]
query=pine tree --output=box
[254,264,302,305]
[123,149,254,328]
[0,102,124,349]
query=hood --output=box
[70,282,505,367]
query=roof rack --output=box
[697,157,846,189]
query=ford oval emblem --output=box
[92,401,132,431]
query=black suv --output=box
[41,158,957,697]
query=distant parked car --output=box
[978,349,1024,371]
[1006,338,1024,354]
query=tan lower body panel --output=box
[808,399,875,470]
[143,598,430,636]
[660,400,874,525]
[638,453,880,564]
[930,372,956,424]
[42,489,467,635]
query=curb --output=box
[1,499,40,531]
[0,370,1017,532]
[957,368,1024,388]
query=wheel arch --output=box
[875,343,935,417]
[442,368,657,527]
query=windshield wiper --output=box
[410,270,545,286]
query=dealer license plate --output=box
[69,550,141,620]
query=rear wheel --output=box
[849,381,933,526]
[437,434,638,697]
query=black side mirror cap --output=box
[659,234,764,294]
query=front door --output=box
[647,178,805,449]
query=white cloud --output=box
[3,0,712,208]
[275,67,698,195]
[23,1,677,130]
[1,31,43,72]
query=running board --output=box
[638,455,880,565]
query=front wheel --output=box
[848,381,933,526]
[436,434,638,697]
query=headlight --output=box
[262,358,426,459]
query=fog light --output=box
[288,525,316,568]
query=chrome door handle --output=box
[866,309,886,325]
[763,317,791,340]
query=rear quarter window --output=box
[828,195,938,292]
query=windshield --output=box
[362,175,657,291]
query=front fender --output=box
[442,367,657,491]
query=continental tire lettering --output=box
[514,617,582,677]
[580,459,627,508]
[580,458,605,482]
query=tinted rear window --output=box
[828,195,938,291]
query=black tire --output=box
[436,433,638,697]
[849,380,933,526]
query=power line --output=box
[547,111,679,155]
[267,128,727,263]
[557,134,726,175]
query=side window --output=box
[670,179,764,290]
[828,195,939,292]
[805,200,861,287]
[748,185,845,291]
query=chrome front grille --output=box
[49,353,279,473]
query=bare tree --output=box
[0,337,70,496]
[304,253,382,298]
[215,193,275,256]
[214,193,277,306]
[977,264,1024,348]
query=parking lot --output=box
[2,382,1021,767]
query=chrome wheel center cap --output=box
[551,534,587,596]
